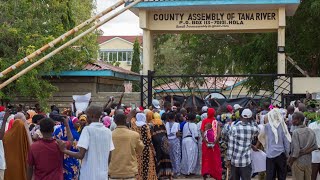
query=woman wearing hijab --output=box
[150,112,173,179]
[217,105,233,179]
[26,110,37,126]
[54,117,80,180]
[77,114,87,134]
[3,120,30,180]
[146,111,153,124]
[131,113,157,180]
[181,113,199,176]
[200,108,222,180]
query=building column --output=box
[274,7,287,106]
[278,7,286,74]
[142,29,154,75]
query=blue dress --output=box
[54,119,80,180]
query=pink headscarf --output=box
[102,116,111,128]
[71,116,79,124]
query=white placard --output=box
[72,93,91,112]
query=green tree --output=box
[131,38,141,92]
[0,0,99,108]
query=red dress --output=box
[201,108,222,180]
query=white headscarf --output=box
[136,113,147,127]
[267,108,291,144]
[201,113,208,121]
[14,112,27,122]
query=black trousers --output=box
[266,153,287,180]
[230,164,252,180]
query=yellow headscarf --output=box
[152,112,163,126]
[79,114,87,122]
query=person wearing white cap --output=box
[233,104,242,111]
[226,109,259,180]
[152,99,161,109]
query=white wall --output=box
[293,77,320,94]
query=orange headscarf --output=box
[146,111,153,123]
[3,120,30,180]
[27,110,37,125]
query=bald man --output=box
[58,105,114,180]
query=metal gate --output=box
[140,71,293,108]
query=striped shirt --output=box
[77,122,115,180]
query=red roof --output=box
[83,60,139,76]
[98,36,143,45]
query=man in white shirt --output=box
[59,105,114,180]
[308,120,320,180]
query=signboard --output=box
[148,10,279,31]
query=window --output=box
[99,50,133,63]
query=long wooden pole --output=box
[0,0,142,90]
[0,0,126,78]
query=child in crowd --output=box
[204,123,215,148]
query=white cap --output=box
[242,109,253,119]
[152,99,160,109]
[136,107,142,113]
[234,104,242,111]
[202,106,208,112]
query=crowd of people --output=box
[0,96,319,180]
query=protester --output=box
[265,108,291,180]
[77,114,87,133]
[227,109,259,180]
[58,105,114,180]
[3,119,30,180]
[26,109,37,125]
[30,114,45,141]
[201,108,222,180]
[165,112,181,177]
[181,113,199,176]
[0,110,9,180]
[308,113,320,180]
[109,114,144,179]
[151,112,173,179]
[217,105,233,179]
[131,113,157,180]
[289,112,317,180]
[27,118,73,180]
[54,115,80,180]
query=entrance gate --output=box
[140,71,293,108]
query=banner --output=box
[148,10,279,31]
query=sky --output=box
[96,0,142,36]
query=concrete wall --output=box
[11,92,141,110]
[293,77,320,94]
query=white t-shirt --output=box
[0,140,6,170]
[77,122,114,180]
[165,122,180,140]
[308,122,320,163]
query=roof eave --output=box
[128,0,300,16]
[46,70,140,81]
